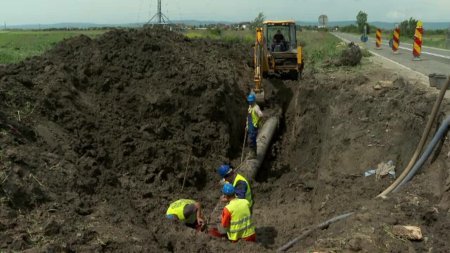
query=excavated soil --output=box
[1,28,450,253]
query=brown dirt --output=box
[1,28,450,253]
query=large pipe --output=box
[239,115,280,179]
[393,115,450,192]
[377,76,450,198]
[276,212,354,252]
[207,114,280,225]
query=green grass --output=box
[0,30,107,64]
[299,30,342,66]
[381,33,447,49]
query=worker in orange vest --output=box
[217,183,256,242]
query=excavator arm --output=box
[253,27,268,103]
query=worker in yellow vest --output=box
[217,164,253,211]
[246,93,263,159]
[166,199,205,230]
[218,183,256,242]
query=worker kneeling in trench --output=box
[166,199,206,231]
[209,183,256,242]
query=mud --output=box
[1,28,450,252]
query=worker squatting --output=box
[166,93,263,243]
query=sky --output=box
[1,0,450,25]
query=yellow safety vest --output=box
[248,105,261,128]
[166,199,196,223]
[233,174,253,208]
[226,198,255,241]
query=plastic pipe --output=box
[276,212,354,252]
[239,115,279,180]
[393,115,450,192]
[377,76,450,198]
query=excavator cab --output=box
[253,20,303,103]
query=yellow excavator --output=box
[253,20,304,102]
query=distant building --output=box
[318,15,328,29]
[235,22,251,30]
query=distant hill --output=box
[3,20,449,30]
[4,22,144,30]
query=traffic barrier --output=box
[375,28,382,49]
[392,25,400,53]
[413,20,423,60]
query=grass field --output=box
[0,30,106,64]
[379,32,448,49]
[298,30,342,66]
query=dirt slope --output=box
[255,65,450,252]
[0,28,256,252]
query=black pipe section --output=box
[393,115,450,192]
[276,212,354,252]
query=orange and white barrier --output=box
[392,26,400,53]
[413,20,423,60]
[375,28,382,49]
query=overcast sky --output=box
[1,0,449,25]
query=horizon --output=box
[1,0,450,27]
[4,19,450,27]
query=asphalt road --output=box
[332,32,450,78]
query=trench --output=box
[2,28,450,253]
[248,69,450,252]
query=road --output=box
[332,32,450,78]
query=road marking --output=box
[332,33,429,80]
[397,45,450,60]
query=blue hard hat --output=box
[222,183,235,196]
[247,94,256,102]
[217,164,232,178]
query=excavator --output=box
[253,20,304,102]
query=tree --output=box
[399,17,418,38]
[356,11,368,33]
[251,12,265,30]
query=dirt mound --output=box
[0,28,255,251]
[338,42,362,66]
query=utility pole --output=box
[157,0,162,24]
[147,0,170,25]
